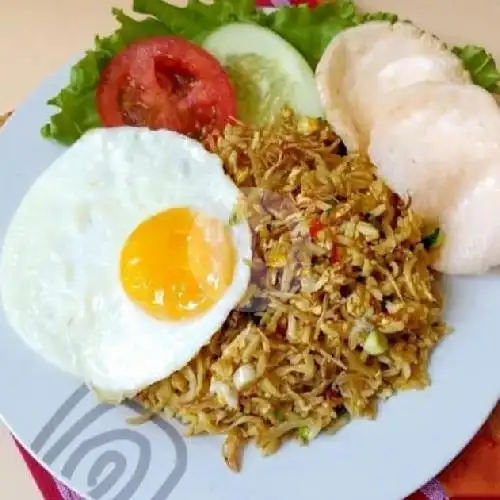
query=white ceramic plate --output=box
[1,8,500,500]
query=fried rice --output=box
[137,108,448,471]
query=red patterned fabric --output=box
[5,1,500,499]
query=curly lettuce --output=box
[453,44,500,92]
[41,0,500,145]
[41,10,171,145]
[133,0,267,41]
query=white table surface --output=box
[1,0,500,498]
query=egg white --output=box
[0,127,252,401]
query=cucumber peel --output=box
[202,23,323,125]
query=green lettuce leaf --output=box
[133,0,265,42]
[264,1,359,68]
[42,0,500,146]
[453,45,500,92]
[41,9,170,145]
[359,11,398,24]
[264,1,399,67]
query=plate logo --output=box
[31,385,188,500]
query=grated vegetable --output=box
[137,108,448,471]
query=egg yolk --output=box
[120,208,236,320]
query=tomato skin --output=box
[330,245,343,264]
[309,218,324,239]
[97,36,237,137]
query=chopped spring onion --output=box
[297,426,310,443]
[297,116,322,134]
[242,258,252,268]
[363,330,389,356]
[422,228,444,250]
[274,408,285,422]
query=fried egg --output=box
[0,128,252,401]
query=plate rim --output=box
[1,13,500,500]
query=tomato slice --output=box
[97,36,237,138]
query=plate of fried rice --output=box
[0,1,500,500]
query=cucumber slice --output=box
[202,23,323,125]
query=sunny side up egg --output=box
[0,127,252,402]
